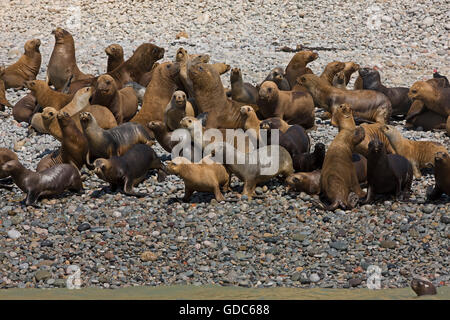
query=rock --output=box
[291,272,301,281]
[380,240,396,249]
[77,223,91,232]
[291,232,307,241]
[310,273,320,283]
[348,278,363,287]
[140,251,158,262]
[440,216,450,224]
[422,17,434,27]
[35,270,51,282]
[7,229,21,240]
[411,277,437,296]
[330,241,348,251]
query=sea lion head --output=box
[79,112,94,127]
[175,48,188,63]
[334,71,346,84]
[285,173,305,190]
[1,160,21,173]
[179,116,198,130]
[344,62,360,73]
[166,160,181,174]
[331,103,353,127]
[105,44,123,57]
[93,158,112,180]
[409,81,432,101]
[24,79,47,93]
[42,107,58,121]
[24,39,41,53]
[358,67,380,81]
[269,67,285,82]
[131,43,165,72]
[172,90,187,108]
[230,68,242,82]
[313,142,326,156]
[96,75,116,95]
[258,81,279,101]
[260,120,271,130]
[190,53,210,65]
[74,86,93,105]
[368,139,386,156]
[325,61,346,74]
[188,63,218,89]
[147,120,165,131]
[292,51,319,65]
[240,105,254,116]
[52,27,72,42]
[434,151,448,164]
[296,73,323,89]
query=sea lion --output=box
[320,127,367,210]
[320,61,345,85]
[332,71,347,89]
[130,62,181,125]
[364,140,413,203]
[342,62,360,85]
[212,63,231,75]
[298,74,392,124]
[164,90,195,131]
[1,39,41,89]
[230,68,258,104]
[286,170,321,195]
[279,124,311,161]
[105,44,124,72]
[0,78,11,110]
[380,125,448,178]
[25,80,73,110]
[147,121,177,152]
[0,148,18,180]
[358,67,411,118]
[292,142,325,172]
[285,51,318,88]
[91,74,138,124]
[47,28,91,91]
[432,70,449,87]
[12,94,39,123]
[352,153,368,185]
[240,105,261,141]
[427,152,450,200]
[260,117,291,133]
[80,112,154,164]
[175,48,210,98]
[405,101,447,131]
[447,117,450,136]
[331,103,395,156]
[94,144,166,197]
[138,62,160,87]
[410,277,437,296]
[2,160,82,205]
[408,80,450,118]
[257,81,315,129]
[259,67,290,91]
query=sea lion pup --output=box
[342,62,360,85]
[332,71,347,89]
[292,142,325,172]
[229,68,259,105]
[331,103,394,156]
[0,148,18,181]
[279,125,311,159]
[298,74,392,124]
[47,28,91,91]
[257,81,315,129]
[2,160,82,205]
[380,125,448,178]
[91,74,138,124]
[364,140,413,203]
[1,39,41,89]
[319,61,346,85]
[0,78,11,110]
[285,51,318,88]
[286,171,321,195]
[80,112,154,164]
[260,117,291,133]
[175,47,210,98]
[105,44,124,72]
[358,67,412,118]
[319,126,367,211]
[427,152,450,200]
[240,105,261,140]
[259,67,290,91]
[94,144,166,196]
[130,62,181,125]
[167,157,229,202]
[164,90,195,131]
[408,80,450,118]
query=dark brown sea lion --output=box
[130,62,180,125]
[285,51,318,88]
[2,160,82,205]
[319,127,367,210]
[80,112,154,164]
[147,121,176,152]
[12,94,38,123]
[259,67,290,91]
[94,144,166,197]
[257,81,315,129]
[358,67,411,118]
[47,28,91,91]
[365,140,413,203]
[279,124,311,160]
[105,44,124,73]
[0,148,18,180]
[230,68,258,105]
[1,39,41,89]
[292,142,325,172]
[427,152,450,200]
[320,61,345,85]
[405,102,447,131]
[298,74,392,124]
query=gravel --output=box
[0,1,448,290]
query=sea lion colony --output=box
[0,28,449,209]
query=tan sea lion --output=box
[105,44,124,72]
[175,48,210,98]
[230,68,258,105]
[164,90,195,131]
[25,80,73,110]
[380,125,448,178]
[212,63,231,75]
[332,71,347,89]
[285,51,318,88]
[320,61,345,85]
[342,62,360,85]
[240,105,261,140]
[408,80,450,118]
[2,160,82,205]
[297,74,392,124]
[1,39,41,89]
[257,81,315,129]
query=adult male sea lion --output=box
[427,152,450,200]
[105,44,124,72]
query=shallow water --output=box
[0,285,449,300]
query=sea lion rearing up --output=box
[1,39,41,89]
[298,74,392,124]
[105,44,124,72]
[80,112,154,164]
[2,160,82,206]
[94,144,166,197]
[285,51,318,88]
[230,67,259,105]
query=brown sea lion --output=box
[342,62,360,85]
[408,80,450,118]
[2,160,82,205]
[167,158,229,201]
[427,152,450,200]
[240,105,261,140]
[298,74,392,124]
[405,101,447,131]
[0,78,11,110]
[380,125,448,178]
[320,127,367,211]
[286,170,321,195]
[358,67,412,118]
[331,103,395,156]
[212,63,231,75]
[285,51,318,88]
[94,144,166,197]
[175,48,210,98]
[0,148,18,180]
[1,39,41,89]
[365,140,413,203]
[12,94,38,123]
[230,68,258,105]
[130,62,180,125]
[279,124,311,159]
[25,80,73,110]
[259,67,290,91]
[105,44,124,73]
[260,117,291,133]
[80,112,154,164]
[47,28,91,91]
[164,90,195,131]
[138,62,160,87]
[332,71,347,89]
[320,61,345,85]
[258,81,315,129]
[147,121,176,152]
